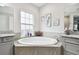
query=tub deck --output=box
[14,41,63,55]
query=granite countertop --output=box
[61,34,79,39]
[0,34,15,37]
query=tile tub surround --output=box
[14,41,63,55]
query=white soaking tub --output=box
[18,37,58,45]
[14,37,62,55]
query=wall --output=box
[7,3,79,37]
[64,16,70,29]
[40,3,64,35]
[7,3,40,33]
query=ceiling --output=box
[32,3,46,7]
[32,3,77,8]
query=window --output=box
[21,11,34,37]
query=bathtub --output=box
[18,37,58,45]
[15,37,62,55]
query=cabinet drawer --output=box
[0,42,13,55]
[3,37,14,43]
[64,50,76,55]
[0,37,14,43]
[64,37,79,44]
[65,43,79,54]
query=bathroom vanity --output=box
[0,34,15,55]
[62,34,79,55]
[0,4,15,55]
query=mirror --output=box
[64,4,79,32]
[73,16,79,31]
[0,6,14,32]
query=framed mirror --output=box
[0,6,14,32]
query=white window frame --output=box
[20,11,34,37]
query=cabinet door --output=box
[0,42,13,55]
[64,50,76,55]
[65,42,79,54]
[64,37,79,45]
[61,37,66,48]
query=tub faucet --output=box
[27,32,32,37]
